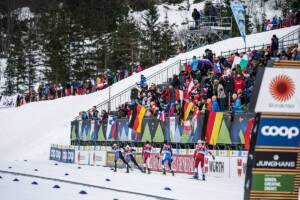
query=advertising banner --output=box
[71,113,254,145]
[0,95,18,108]
[254,151,298,169]
[90,150,106,166]
[67,148,75,163]
[256,117,300,147]
[204,156,230,178]
[231,0,246,44]
[75,146,90,165]
[106,152,143,169]
[255,68,300,114]
[230,157,247,178]
[61,148,68,163]
[50,147,56,160]
[251,173,295,192]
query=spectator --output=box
[171,74,180,89]
[81,111,89,120]
[207,4,217,25]
[234,74,246,93]
[214,80,226,111]
[99,110,108,122]
[192,8,200,28]
[139,74,147,87]
[159,85,171,104]
[296,48,300,60]
[137,65,142,73]
[206,98,212,111]
[211,95,220,112]
[169,102,176,116]
[271,34,279,58]
[189,56,199,74]
[92,106,99,120]
[204,49,214,64]
[232,93,243,112]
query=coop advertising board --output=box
[255,68,300,114]
[256,117,300,147]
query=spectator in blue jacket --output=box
[211,95,220,112]
[232,93,243,112]
[295,48,300,60]
[189,56,199,72]
[139,74,147,87]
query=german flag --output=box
[181,100,193,124]
[128,103,146,133]
[205,111,223,145]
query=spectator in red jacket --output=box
[159,85,171,104]
[234,74,246,92]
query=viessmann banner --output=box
[256,117,300,147]
[255,68,300,114]
[254,151,298,169]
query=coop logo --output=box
[261,126,299,139]
[255,152,297,169]
[50,148,56,160]
[269,75,295,102]
[67,151,75,163]
[257,118,300,147]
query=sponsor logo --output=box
[269,75,295,102]
[252,173,295,192]
[257,118,300,147]
[209,161,224,173]
[67,151,75,163]
[254,152,297,169]
[261,126,299,139]
[237,159,246,177]
[62,150,67,162]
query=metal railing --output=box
[188,16,232,31]
[220,25,300,58]
[74,60,181,120]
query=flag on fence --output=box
[181,100,193,124]
[232,55,248,69]
[205,111,224,145]
[106,116,118,139]
[128,103,146,133]
[244,117,254,150]
[187,76,195,93]
[157,111,166,122]
[175,89,184,101]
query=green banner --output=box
[251,173,295,192]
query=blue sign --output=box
[50,147,56,160]
[231,0,246,45]
[256,117,300,147]
[67,149,75,163]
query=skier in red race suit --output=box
[142,140,153,174]
[193,140,215,180]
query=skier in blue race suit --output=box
[160,140,174,176]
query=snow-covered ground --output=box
[0,160,244,200]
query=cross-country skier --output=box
[193,140,215,180]
[124,145,144,173]
[112,143,130,173]
[142,140,153,174]
[160,140,174,176]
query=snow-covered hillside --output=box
[0,25,298,162]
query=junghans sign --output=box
[254,152,298,169]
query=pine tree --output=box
[110,16,142,72]
[142,4,161,65]
[159,13,177,61]
[3,27,26,95]
[24,19,39,94]
[42,4,71,84]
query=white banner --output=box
[90,150,107,166]
[0,95,18,108]
[75,146,90,165]
[255,68,300,114]
[204,156,230,178]
[230,157,247,178]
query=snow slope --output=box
[0,26,298,162]
[0,160,244,200]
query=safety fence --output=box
[50,144,247,178]
[71,112,254,146]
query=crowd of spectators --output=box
[260,10,300,32]
[79,34,300,122]
[11,67,146,107]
